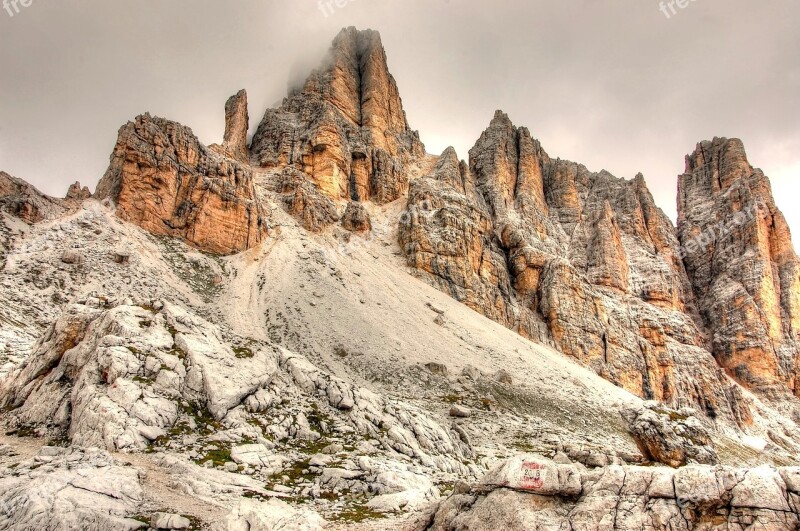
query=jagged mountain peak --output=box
[277,25,410,137]
[250,28,424,206]
[489,109,514,126]
[439,145,460,160]
[332,25,384,55]
[684,136,753,193]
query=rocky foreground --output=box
[423,455,800,530]
[1,26,799,530]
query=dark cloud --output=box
[1,0,798,241]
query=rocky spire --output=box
[221,89,250,163]
[65,181,91,201]
[426,146,472,196]
[678,137,800,397]
[321,27,414,147]
[469,110,550,221]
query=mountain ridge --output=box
[1,26,799,530]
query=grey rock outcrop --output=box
[341,201,372,233]
[0,300,473,469]
[0,171,68,224]
[0,447,145,531]
[424,454,800,530]
[622,403,717,467]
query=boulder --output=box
[478,455,581,497]
[341,201,372,233]
[623,404,717,467]
[152,513,192,530]
[449,405,471,418]
[427,455,800,530]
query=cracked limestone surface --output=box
[424,454,800,530]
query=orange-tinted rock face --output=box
[95,114,268,255]
[401,113,754,423]
[0,171,67,224]
[60,27,799,430]
[251,27,424,209]
[399,149,539,338]
[221,89,250,163]
[274,168,340,232]
[678,138,800,398]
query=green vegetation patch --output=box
[330,504,388,523]
[233,346,254,359]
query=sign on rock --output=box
[520,462,546,490]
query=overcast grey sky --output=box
[1,0,798,242]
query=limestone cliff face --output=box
[678,138,800,398]
[0,171,69,224]
[401,112,754,424]
[95,114,268,255]
[251,27,424,208]
[399,148,541,339]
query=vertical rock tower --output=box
[221,89,250,163]
[251,27,425,204]
[678,138,800,397]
